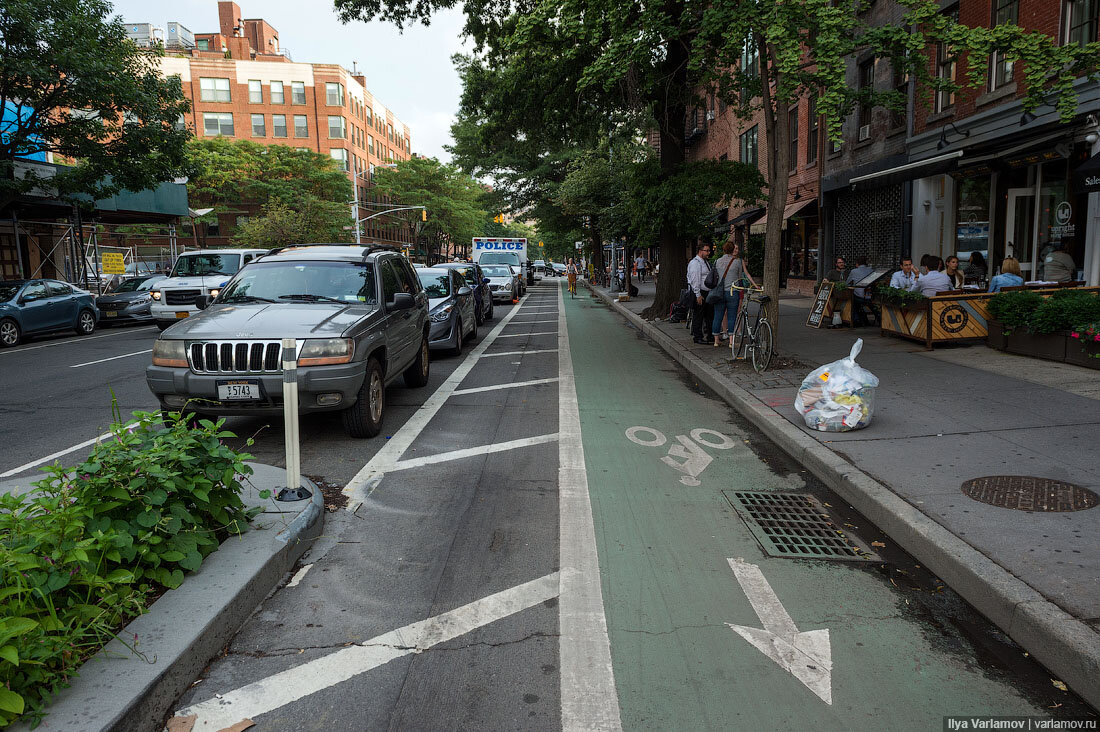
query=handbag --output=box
[705,257,736,303]
[703,261,719,290]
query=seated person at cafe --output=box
[889,257,920,291]
[964,252,987,281]
[918,256,953,296]
[817,256,847,293]
[944,254,965,288]
[1042,241,1076,282]
[988,257,1024,292]
[846,256,874,326]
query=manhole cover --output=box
[961,476,1098,512]
[724,491,880,562]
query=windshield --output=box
[110,276,159,293]
[479,253,520,266]
[218,261,376,305]
[449,267,479,286]
[481,266,512,278]
[0,283,21,302]
[417,271,451,298]
[171,253,242,277]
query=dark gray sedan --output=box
[95,275,166,324]
[418,267,477,356]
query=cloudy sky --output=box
[108,0,470,161]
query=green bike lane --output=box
[562,287,1068,730]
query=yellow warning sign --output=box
[101,252,126,275]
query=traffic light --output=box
[421,209,427,222]
[493,214,504,224]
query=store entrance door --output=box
[1005,188,1037,279]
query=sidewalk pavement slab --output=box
[9,462,322,732]
[586,277,1100,710]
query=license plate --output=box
[216,380,261,401]
[175,312,189,319]
[103,311,117,318]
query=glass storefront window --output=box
[954,175,991,265]
[1037,157,1079,280]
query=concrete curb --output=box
[23,463,324,732]
[584,280,1100,710]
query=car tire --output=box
[450,318,463,357]
[465,313,477,343]
[486,298,494,321]
[342,357,385,438]
[403,333,430,388]
[475,299,484,326]
[75,309,96,336]
[156,321,172,332]
[0,318,20,348]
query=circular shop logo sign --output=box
[1055,201,1072,226]
[940,304,969,334]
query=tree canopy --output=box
[233,197,353,248]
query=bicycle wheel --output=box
[731,309,749,359]
[751,319,773,373]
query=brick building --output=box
[146,1,415,247]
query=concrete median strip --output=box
[584,281,1100,711]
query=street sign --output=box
[101,252,126,275]
[575,241,583,250]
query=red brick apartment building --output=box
[143,1,415,247]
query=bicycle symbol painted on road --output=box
[624,426,736,486]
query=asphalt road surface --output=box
[1,279,1091,730]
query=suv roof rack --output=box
[261,242,365,258]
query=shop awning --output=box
[848,150,962,190]
[750,199,814,235]
[1073,152,1100,194]
[729,207,765,227]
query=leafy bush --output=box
[0,411,256,728]
[1029,290,1100,334]
[1070,323,1100,359]
[987,290,1044,333]
[874,284,926,308]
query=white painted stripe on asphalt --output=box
[285,563,313,588]
[494,331,556,339]
[452,377,559,396]
[505,319,558,324]
[69,348,152,368]
[175,572,560,729]
[389,433,559,472]
[478,349,558,358]
[0,421,139,478]
[556,280,622,729]
[0,325,156,356]
[342,291,534,510]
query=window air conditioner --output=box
[858,124,871,141]
[705,110,715,121]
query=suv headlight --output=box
[298,338,354,366]
[151,290,162,300]
[152,339,187,367]
[429,305,453,323]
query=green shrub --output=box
[1029,290,1100,334]
[0,410,256,728]
[874,284,926,308]
[987,290,1044,333]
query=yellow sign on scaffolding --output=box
[101,252,126,275]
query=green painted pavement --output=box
[562,284,1049,730]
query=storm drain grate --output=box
[961,476,1098,512]
[725,491,880,562]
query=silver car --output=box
[418,267,477,356]
[481,264,520,303]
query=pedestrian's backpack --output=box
[703,260,719,290]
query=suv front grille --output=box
[165,289,201,306]
[188,341,283,374]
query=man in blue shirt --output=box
[889,257,920,291]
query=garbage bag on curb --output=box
[794,339,879,432]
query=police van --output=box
[472,238,533,286]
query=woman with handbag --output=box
[710,241,755,347]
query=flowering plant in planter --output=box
[1070,323,1100,359]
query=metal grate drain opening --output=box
[725,491,881,562]
[961,476,1098,512]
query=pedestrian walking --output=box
[635,254,647,283]
[687,240,714,345]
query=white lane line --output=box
[0,421,139,478]
[505,319,558,324]
[452,377,559,396]
[175,573,560,729]
[69,348,152,368]
[494,331,556,339]
[389,433,559,472]
[0,326,156,356]
[342,292,533,510]
[557,280,622,730]
[478,349,558,358]
[285,564,313,588]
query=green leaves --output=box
[0,689,24,715]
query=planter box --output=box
[1065,337,1100,369]
[1004,329,1035,356]
[987,320,1007,350]
[1027,332,1068,362]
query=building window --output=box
[807,98,819,164]
[368,134,374,155]
[387,123,394,141]
[788,107,798,168]
[271,81,284,104]
[272,114,287,138]
[248,79,263,104]
[991,0,1018,90]
[199,77,231,102]
[250,113,265,137]
[1064,0,1099,47]
[330,148,349,171]
[328,116,346,139]
[293,114,308,138]
[935,9,958,112]
[291,81,306,105]
[196,38,210,51]
[858,59,874,134]
[202,112,233,136]
[739,125,758,167]
[365,108,373,125]
[235,215,250,229]
[325,82,344,106]
[891,66,908,129]
[406,139,410,152]
[741,35,759,79]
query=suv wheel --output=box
[403,334,430,388]
[156,321,172,332]
[342,357,385,438]
[75,309,96,336]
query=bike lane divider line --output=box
[479,349,558,358]
[504,319,558,324]
[174,572,561,730]
[452,377,559,396]
[388,433,559,472]
[69,348,152,368]
[557,280,623,732]
[494,331,556,339]
[0,325,157,356]
[341,292,534,511]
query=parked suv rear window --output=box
[218,261,377,304]
[171,253,242,277]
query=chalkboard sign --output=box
[806,281,833,328]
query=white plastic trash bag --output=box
[794,339,879,432]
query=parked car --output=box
[552,262,567,276]
[150,248,268,330]
[146,245,430,439]
[95,275,166,325]
[417,267,477,356]
[532,259,547,280]
[481,264,521,303]
[436,262,493,324]
[0,279,98,347]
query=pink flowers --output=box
[1071,332,1080,339]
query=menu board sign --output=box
[806,281,833,328]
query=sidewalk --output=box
[587,277,1100,708]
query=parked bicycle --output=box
[730,284,774,373]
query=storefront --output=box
[750,199,818,290]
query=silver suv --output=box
[146,245,430,438]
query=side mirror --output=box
[457,286,472,297]
[195,295,214,310]
[482,277,490,285]
[390,292,415,310]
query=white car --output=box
[481,264,522,302]
[150,249,267,330]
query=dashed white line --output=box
[69,348,152,368]
[505,319,558,324]
[451,377,559,396]
[479,349,558,358]
[494,331,556,339]
[388,433,560,472]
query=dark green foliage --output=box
[1029,290,1100,334]
[987,290,1045,332]
[875,284,927,308]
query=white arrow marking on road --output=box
[725,557,833,705]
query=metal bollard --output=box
[276,338,311,501]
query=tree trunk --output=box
[759,39,789,344]
[589,223,604,279]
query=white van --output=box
[150,249,267,330]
